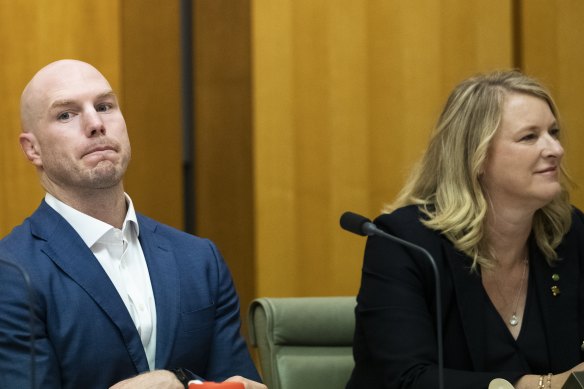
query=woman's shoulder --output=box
[375,204,425,225]
[572,205,584,218]
[373,204,438,241]
[570,206,584,229]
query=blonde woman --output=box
[347,71,584,389]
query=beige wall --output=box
[2,1,584,309]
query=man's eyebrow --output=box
[49,99,76,110]
[48,91,118,110]
[96,91,118,101]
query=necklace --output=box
[508,258,528,327]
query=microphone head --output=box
[339,211,372,236]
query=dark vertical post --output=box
[180,0,195,233]
[511,0,523,70]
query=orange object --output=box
[188,381,245,389]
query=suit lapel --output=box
[447,234,582,372]
[445,245,488,371]
[30,202,150,373]
[531,241,580,371]
[137,215,181,369]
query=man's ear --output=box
[19,132,43,167]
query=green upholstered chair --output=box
[248,296,356,389]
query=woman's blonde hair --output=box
[386,70,572,269]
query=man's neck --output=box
[47,185,128,229]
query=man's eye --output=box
[57,112,72,121]
[96,104,112,112]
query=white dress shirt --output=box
[45,193,157,370]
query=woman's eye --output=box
[549,128,560,139]
[520,133,536,142]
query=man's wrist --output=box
[170,368,190,388]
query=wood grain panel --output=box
[252,0,513,298]
[292,0,335,295]
[0,0,183,236]
[521,1,584,209]
[328,0,370,292]
[252,0,298,297]
[0,0,121,236]
[194,0,256,308]
[7,0,581,306]
[120,0,183,229]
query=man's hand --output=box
[109,370,183,389]
[225,375,268,389]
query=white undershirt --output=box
[45,193,157,370]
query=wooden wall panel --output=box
[252,0,298,297]
[521,1,584,209]
[252,0,513,298]
[4,0,583,308]
[120,1,183,229]
[194,0,255,309]
[0,0,121,236]
[0,0,183,237]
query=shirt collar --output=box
[44,192,140,248]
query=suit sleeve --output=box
[347,211,522,389]
[0,255,62,388]
[203,241,261,382]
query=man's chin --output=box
[87,165,124,189]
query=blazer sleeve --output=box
[202,240,261,382]
[0,251,62,388]
[347,208,522,389]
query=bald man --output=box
[0,60,264,389]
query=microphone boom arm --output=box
[340,211,444,389]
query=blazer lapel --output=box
[531,241,580,371]
[30,202,150,373]
[137,215,181,369]
[445,245,488,371]
[447,234,581,373]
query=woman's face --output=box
[481,92,564,211]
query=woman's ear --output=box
[19,132,43,168]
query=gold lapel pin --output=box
[551,285,560,297]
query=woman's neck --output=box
[485,207,533,268]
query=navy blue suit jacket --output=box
[0,200,259,388]
[347,205,584,389]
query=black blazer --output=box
[346,205,584,389]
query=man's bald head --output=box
[20,59,112,134]
[18,59,130,200]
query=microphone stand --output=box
[340,212,444,389]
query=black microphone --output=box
[0,257,36,389]
[340,211,444,389]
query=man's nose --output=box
[83,109,106,137]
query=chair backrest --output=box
[248,296,356,389]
